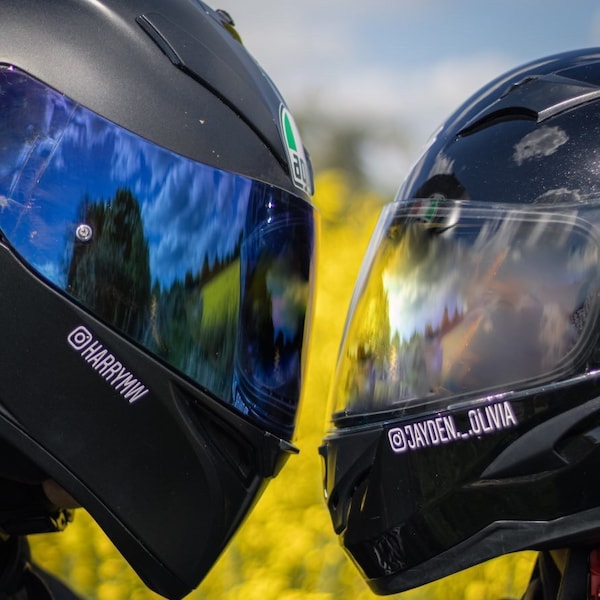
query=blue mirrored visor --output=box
[0,66,316,440]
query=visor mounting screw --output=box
[75,223,93,243]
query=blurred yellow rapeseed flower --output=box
[30,170,536,600]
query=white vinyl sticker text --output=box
[388,400,517,454]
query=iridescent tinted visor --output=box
[330,197,600,425]
[0,66,316,440]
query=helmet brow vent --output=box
[136,12,290,170]
[458,74,600,137]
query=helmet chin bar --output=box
[367,505,600,595]
[0,240,300,600]
[322,378,600,592]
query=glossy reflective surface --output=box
[331,199,600,421]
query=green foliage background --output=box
[30,171,537,599]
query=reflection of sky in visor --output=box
[267,262,310,343]
[0,77,251,287]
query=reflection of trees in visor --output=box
[335,202,600,417]
[66,189,241,404]
[67,190,151,339]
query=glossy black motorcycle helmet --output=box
[0,1,316,598]
[321,48,600,594]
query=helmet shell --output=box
[321,47,600,594]
[401,48,600,208]
[0,1,315,598]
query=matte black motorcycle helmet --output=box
[0,1,316,598]
[321,47,600,594]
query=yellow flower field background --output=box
[30,171,537,600]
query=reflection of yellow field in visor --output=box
[194,260,240,339]
[188,259,240,397]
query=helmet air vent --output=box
[459,74,600,137]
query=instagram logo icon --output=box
[66,324,150,403]
[67,325,93,351]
